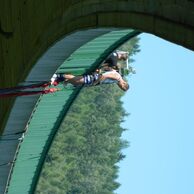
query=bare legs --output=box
[63,74,84,86]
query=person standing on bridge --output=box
[100,51,128,71]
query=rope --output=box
[0,88,61,98]
[0,82,61,98]
[0,81,50,93]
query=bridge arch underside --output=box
[1,1,193,51]
[1,1,193,53]
[1,1,194,132]
[0,1,194,193]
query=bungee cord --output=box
[0,81,61,98]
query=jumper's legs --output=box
[63,74,84,86]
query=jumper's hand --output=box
[93,79,100,85]
[93,75,105,85]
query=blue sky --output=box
[116,33,194,194]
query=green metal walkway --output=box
[6,29,140,194]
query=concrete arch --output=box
[0,1,193,81]
[0,1,193,193]
[0,0,193,131]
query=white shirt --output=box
[100,70,122,84]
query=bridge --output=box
[0,1,194,193]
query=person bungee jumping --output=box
[51,69,129,91]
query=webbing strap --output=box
[0,82,61,97]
